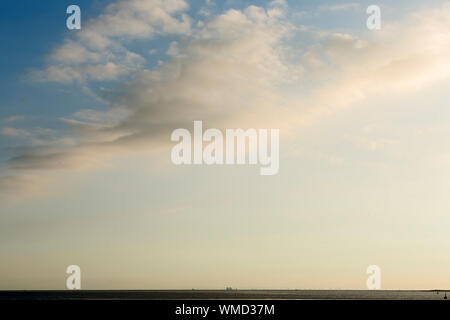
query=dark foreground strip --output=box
[0,300,447,318]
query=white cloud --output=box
[5,2,450,194]
[30,0,192,83]
[2,115,25,123]
[318,3,361,12]
[1,127,31,138]
[298,5,450,117]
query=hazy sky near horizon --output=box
[2,0,450,290]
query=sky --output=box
[1,0,450,290]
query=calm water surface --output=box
[0,290,448,300]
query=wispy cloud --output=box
[2,115,25,123]
[29,0,191,83]
[1,127,31,138]
[318,3,361,12]
[4,1,450,195]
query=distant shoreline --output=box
[0,289,448,300]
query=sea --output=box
[0,290,448,300]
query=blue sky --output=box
[2,0,450,290]
[0,0,106,162]
[0,0,434,125]
[0,0,432,131]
